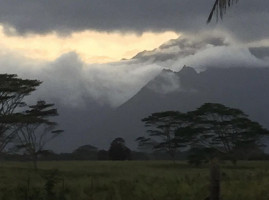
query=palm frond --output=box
[207,0,239,23]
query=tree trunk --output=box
[210,159,221,200]
[33,154,38,171]
[171,153,176,166]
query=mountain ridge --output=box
[49,65,269,152]
[109,66,269,148]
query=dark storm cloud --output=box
[0,0,268,42]
[159,36,227,50]
[215,0,269,42]
[249,47,269,59]
[0,33,268,109]
[0,0,209,34]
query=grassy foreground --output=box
[0,161,269,200]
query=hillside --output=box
[97,66,269,149]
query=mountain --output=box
[47,65,269,152]
[131,35,228,64]
[44,34,269,152]
[94,66,269,149]
[46,98,114,153]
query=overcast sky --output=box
[0,0,269,40]
[2,0,269,152]
[0,0,269,107]
[1,0,269,62]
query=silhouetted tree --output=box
[229,142,266,162]
[187,146,217,167]
[16,101,63,169]
[139,111,195,162]
[0,74,41,152]
[190,103,269,200]
[109,138,131,160]
[190,103,269,156]
[140,103,268,200]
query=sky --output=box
[1,0,269,152]
[0,0,269,107]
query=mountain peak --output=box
[178,66,198,76]
[160,68,175,74]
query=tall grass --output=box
[0,161,269,200]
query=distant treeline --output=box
[1,147,269,162]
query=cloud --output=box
[0,26,178,63]
[0,33,268,109]
[0,0,269,42]
[132,32,269,72]
[132,33,230,63]
[171,46,268,72]
[0,51,162,107]
[147,70,181,94]
[0,0,208,35]
[249,47,269,60]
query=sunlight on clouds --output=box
[0,26,179,63]
[247,39,269,48]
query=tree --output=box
[97,150,109,160]
[72,144,98,160]
[189,103,269,200]
[73,145,98,154]
[16,101,63,169]
[138,111,195,162]
[207,0,239,23]
[190,103,269,156]
[109,138,131,160]
[187,146,217,167]
[0,74,41,152]
[139,103,269,199]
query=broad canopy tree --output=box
[138,111,196,161]
[190,103,268,200]
[16,101,63,169]
[139,103,269,161]
[0,74,41,152]
[190,103,269,156]
[0,74,62,169]
[139,103,267,200]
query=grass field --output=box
[0,161,269,200]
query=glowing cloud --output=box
[0,26,179,63]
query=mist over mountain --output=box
[39,35,269,152]
[2,33,269,153]
[131,33,269,72]
[87,66,269,150]
[131,34,229,66]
